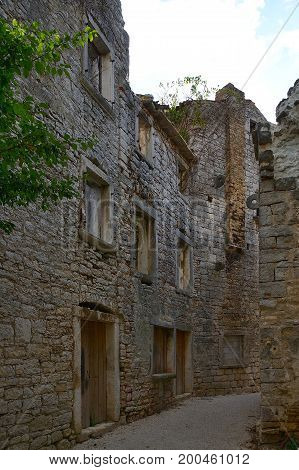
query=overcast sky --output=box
[121,0,299,122]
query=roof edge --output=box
[139,97,196,164]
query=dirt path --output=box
[76,393,260,450]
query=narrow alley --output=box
[76,394,260,450]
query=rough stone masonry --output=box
[0,0,266,449]
[258,79,299,448]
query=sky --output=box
[120,0,299,122]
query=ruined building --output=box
[0,0,268,449]
[258,80,299,447]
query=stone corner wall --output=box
[258,79,299,448]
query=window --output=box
[137,115,153,162]
[178,163,188,192]
[83,15,114,105]
[222,335,244,367]
[87,41,102,92]
[85,180,111,242]
[135,208,155,275]
[81,158,114,249]
[153,326,174,374]
[177,239,192,290]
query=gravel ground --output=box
[76,393,260,450]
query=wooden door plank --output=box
[98,323,107,423]
[81,321,107,429]
[176,330,186,395]
[81,321,91,429]
[89,322,99,426]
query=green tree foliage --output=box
[159,76,217,143]
[0,18,97,233]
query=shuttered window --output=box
[153,326,174,374]
[222,335,244,367]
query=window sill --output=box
[81,75,115,120]
[220,363,246,369]
[225,244,244,254]
[152,373,176,381]
[134,148,154,168]
[79,229,117,254]
[135,272,155,285]
[176,287,193,298]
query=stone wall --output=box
[0,0,130,450]
[0,0,265,449]
[258,79,299,448]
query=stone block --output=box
[5,388,23,400]
[8,425,28,437]
[260,264,275,282]
[15,318,31,343]
[260,281,287,299]
[270,202,287,215]
[0,365,14,378]
[51,430,63,443]
[56,439,71,450]
[0,399,8,415]
[30,435,48,449]
[260,237,276,249]
[30,415,52,432]
[0,324,14,341]
[275,266,291,281]
[260,179,274,192]
[260,225,293,238]
[259,207,272,226]
[16,359,39,376]
[277,235,296,248]
[27,344,50,360]
[260,250,289,263]
[261,369,287,383]
[274,177,297,191]
[260,192,287,206]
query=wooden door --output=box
[81,321,107,428]
[176,330,186,395]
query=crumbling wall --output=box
[258,79,299,447]
[187,85,265,396]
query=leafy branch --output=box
[0,18,97,233]
[159,76,218,143]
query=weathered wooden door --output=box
[176,330,186,395]
[81,321,107,428]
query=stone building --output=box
[0,0,265,449]
[258,80,299,447]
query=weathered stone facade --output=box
[258,80,299,447]
[187,86,265,397]
[0,0,265,449]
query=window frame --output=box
[135,112,154,164]
[81,14,115,117]
[176,233,193,293]
[177,157,189,193]
[175,328,193,395]
[152,325,175,377]
[79,157,115,253]
[220,331,248,368]
[132,198,157,283]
